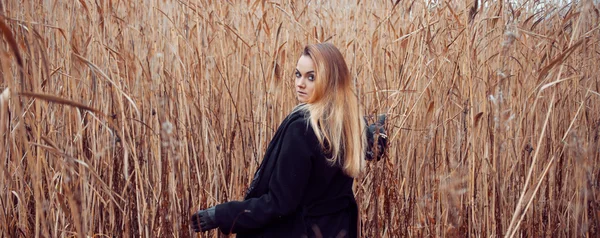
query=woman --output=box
[191,43,368,237]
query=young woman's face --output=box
[295,55,315,103]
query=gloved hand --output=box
[191,206,217,232]
[365,114,387,161]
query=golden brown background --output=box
[0,0,599,237]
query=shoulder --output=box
[283,107,318,145]
[288,104,309,120]
[284,105,309,130]
[286,115,312,138]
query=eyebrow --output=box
[295,69,315,74]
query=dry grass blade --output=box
[539,74,582,92]
[1,0,599,237]
[0,15,23,87]
[72,53,140,116]
[537,38,584,83]
[508,10,584,236]
[505,93,555,238]
[18,91,104,116]
[219,22,251,48]
[29,142,126,211]
[560,85,591,141]
[509,156,556,238]
[0,88,10,183]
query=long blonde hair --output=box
[297,43,366,178]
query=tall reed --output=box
[0,0,598,237]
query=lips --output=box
[297,91,307,96]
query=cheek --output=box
[306,82,315,94]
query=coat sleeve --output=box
[213,119,315,234]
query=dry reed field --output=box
[0,0,599,237]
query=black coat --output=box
[214,107,359,238]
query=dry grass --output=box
[0,0,599,237]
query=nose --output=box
[296,78,305,88]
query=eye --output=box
[295,72,301,78]
[308,75,315,81]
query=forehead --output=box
[296,55,314,72]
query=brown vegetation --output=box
[0,0,599,237]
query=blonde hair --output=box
[297,43,366,178]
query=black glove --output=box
[191,206,217,232]
[365,114,387,161]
